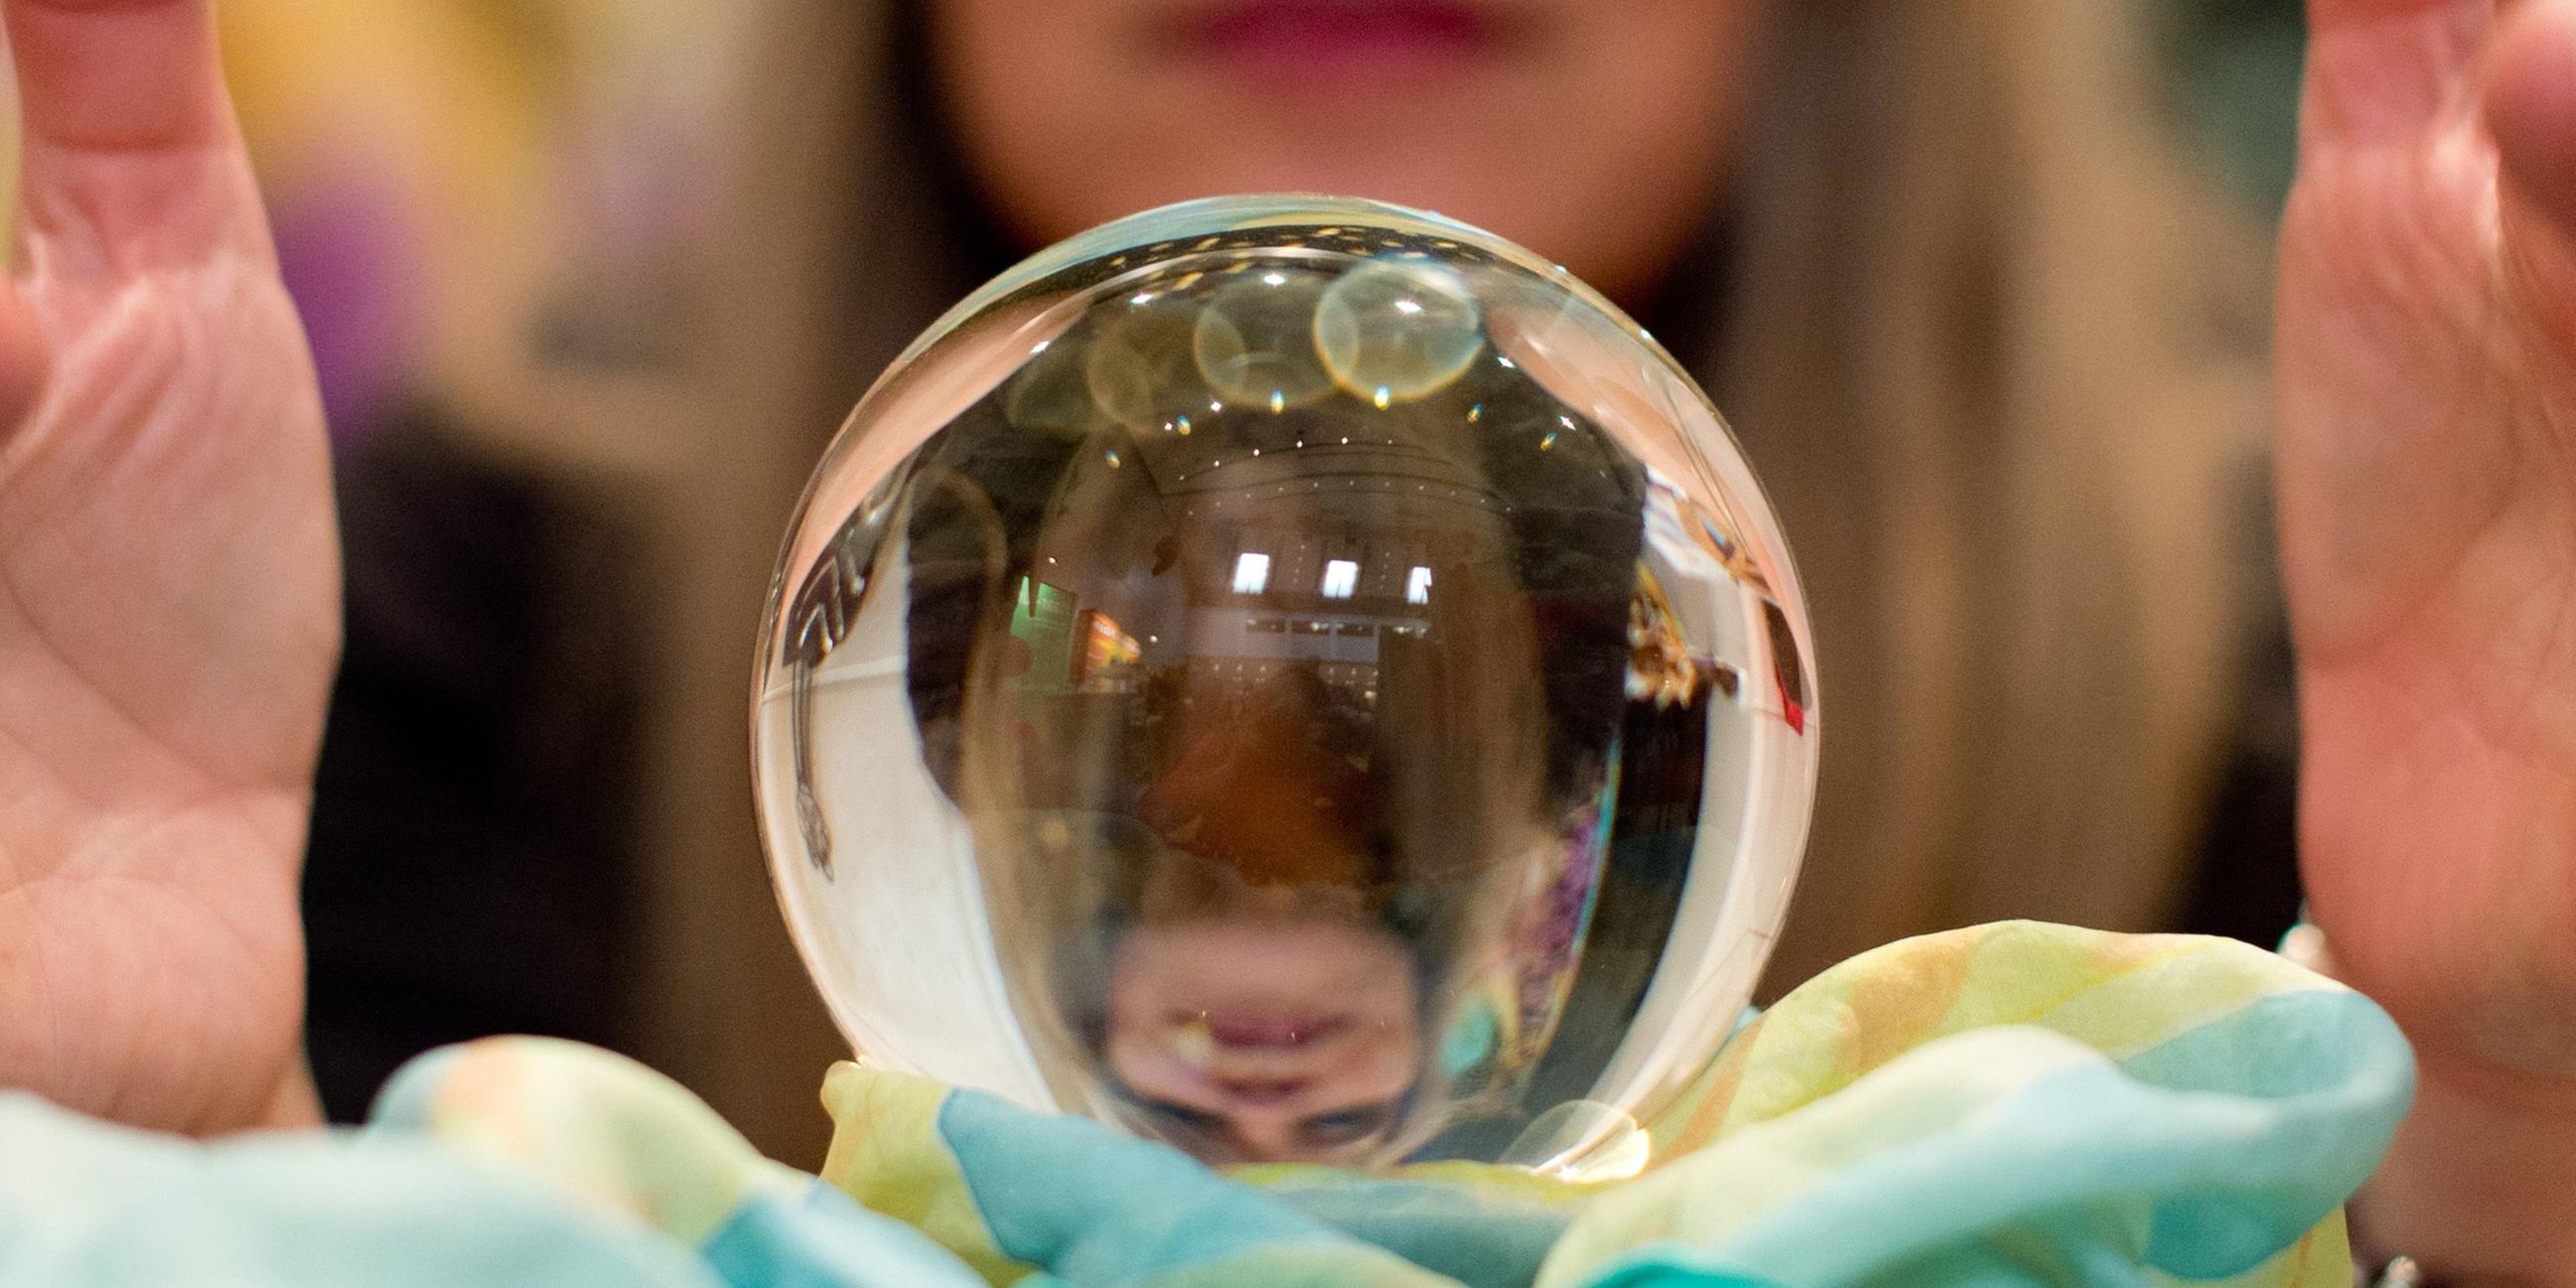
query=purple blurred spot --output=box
[269,161,427,444]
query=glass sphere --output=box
[754,197,1817,1175]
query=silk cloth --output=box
[0,922,2410,1286]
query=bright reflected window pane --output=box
[1233,553,1271,595]
[1322,560,1360,599]
[1407,566,1433,605]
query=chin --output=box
[1029,166,1613,282]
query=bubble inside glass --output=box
[755,197,1818,1176]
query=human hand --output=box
[0,0,333,1134]
[2276,0,2576,1271]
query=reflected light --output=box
[1233,552,1272,595]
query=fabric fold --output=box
[0,924,2413,1287]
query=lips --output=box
[1203,1012,1347,1049]
[1164,0,1530,77]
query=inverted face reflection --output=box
[1105,886,1422,1164]
[758,200,1817,1174]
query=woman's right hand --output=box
[0,0,335,1134]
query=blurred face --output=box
[1104,902,1423,1164]
[930,0,1771,305]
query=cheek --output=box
[1473,0,1766,290]
[1342,1012,1425,1097]
[1579,1,1770,143]
[1104,929,1168,1019]
[929,0,1131,235]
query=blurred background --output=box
[221,0,2308,1167]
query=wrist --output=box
[2356,1045,2576,1285]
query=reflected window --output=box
[1233,553,1272,595]
[1406,567,1433,605]
[1322,560,1360,600]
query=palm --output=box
[0,1,334,1132]
[2280,1,2576,1077]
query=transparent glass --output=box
[754,197,1817,1175]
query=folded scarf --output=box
[0,922,2411,1287]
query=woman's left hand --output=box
[2276,0,2576,1269]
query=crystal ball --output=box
[754,196,1817,1174]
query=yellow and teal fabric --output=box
[0,923,2411,1286]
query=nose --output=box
[1219,1098,1307,1159]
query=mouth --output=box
[1199,1011,1349,1049]
[1156,0,1539,80]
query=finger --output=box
[3,0,271,273]
[3,0,231,153]
[2486,2,2576,243]
[2302,0,2493,147]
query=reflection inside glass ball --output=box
[756,198,1817,1174]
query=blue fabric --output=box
[700,1181,999,1288]
[939,1087,1420,1284]
[1258,1175,1571,1288]
[2115,990,2413,1276]
[0,924,2416,1288]
[0,1092,717,1287]
[1539,1008,2404,1287]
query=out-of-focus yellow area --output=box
[218,0,741,447]
[222,2,547,426]
[223,0,552,203]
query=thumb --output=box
[2486,0,2576,244]
[0,38,36,448]
[0,28,39,452]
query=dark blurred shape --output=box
[2178,465,2306,950]
[304,411,647,1120]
